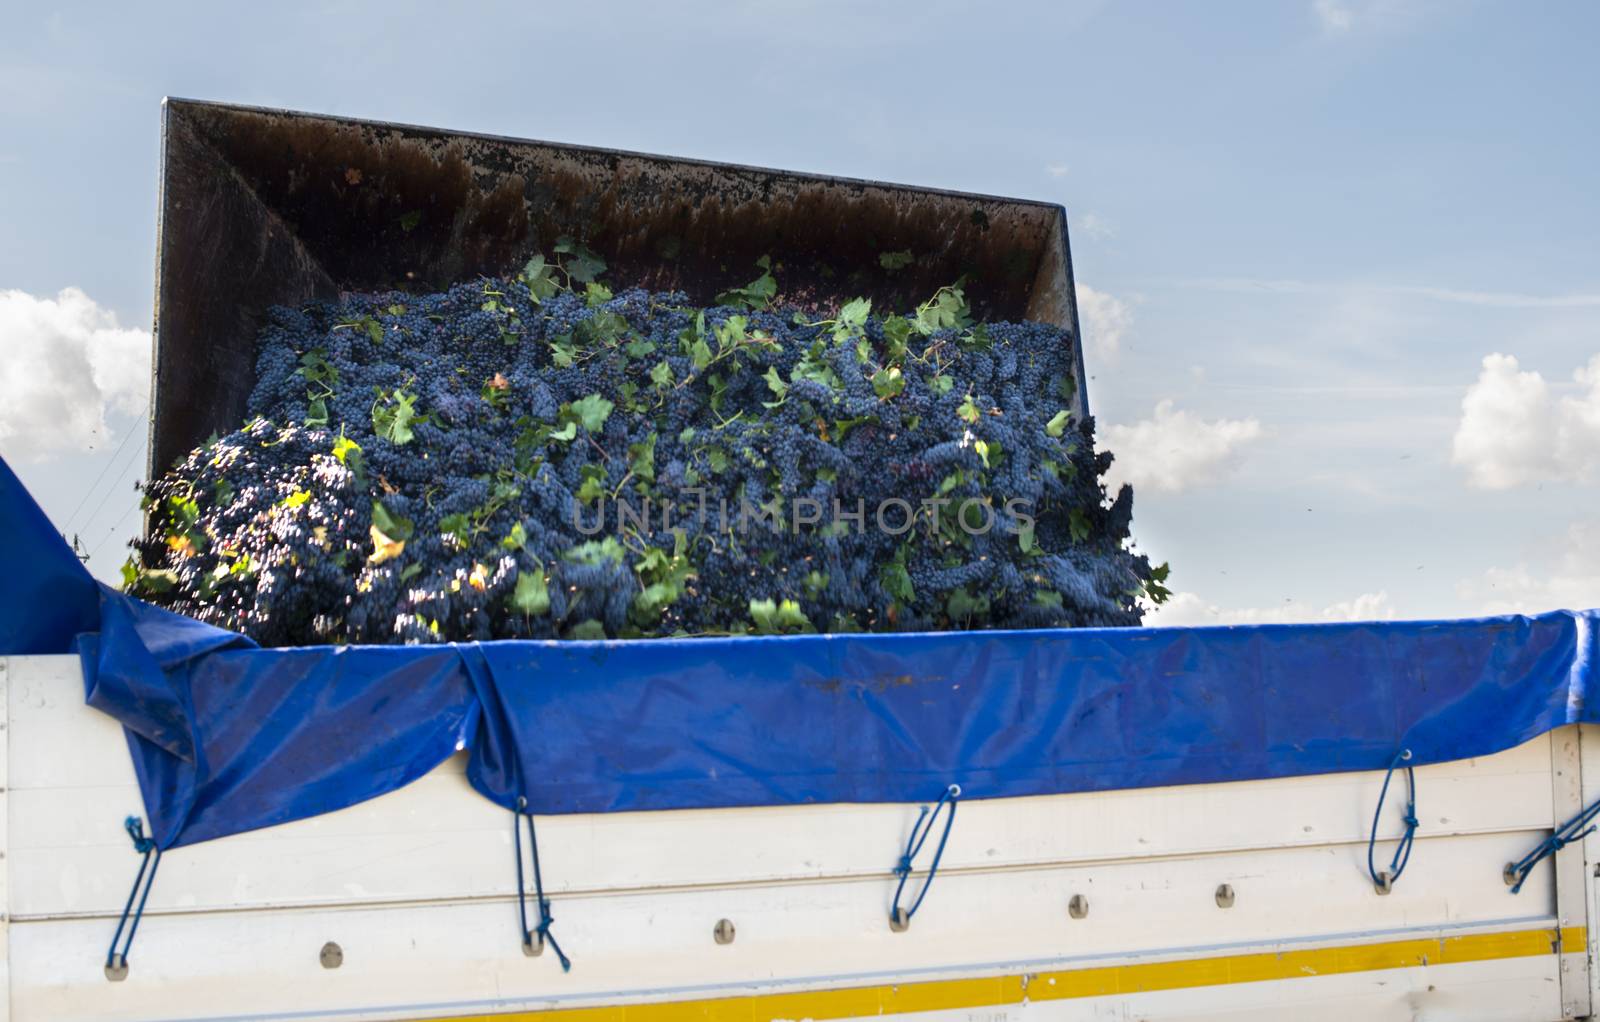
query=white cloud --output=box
[1450,352,1600,489]
[1102,400,1263,493]
[1077,212,1114,241]
[1457,521,1600,616]
[1075,283,1132,361]
[1149,589,1396,626]
[1046,162,1069,178]
[0,288,150,461]
[1313,0,1354,32]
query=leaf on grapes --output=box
[973,439,990,468]
[689,335,713,370]
[166,533,198,558]
[399,563,423,582]
[584,282,613,308]
[880,559,915,603]
[372,389,417,445]
[651,361,674,388]
[957,394,981,424]
[305,396,329,426]
[576,465,610,504]
[750,597,811,634]
[368,526,406,565]
[512,570,551,616]
[371,501,414,542]
[716,256,778,310]
[882,316,912,362]
[520,255,560,303]
[1069,507,1092,544]
[555,236,607,284]
[871,366,905,400]
[931,374,955,395]
[550,421,577,442]
[280,490,311,509]
[439,513,472,545]
[332,432,362,466]
[626,337,657,360]
[1045,410,1072,438]
[1017,520,1035,554]
[134,567,179,594]
[565,537,626,566]
[764,366,788,401]
[549,336,577,368]
[878,250,914,271]
[912,284,972,337]
[568,394,614,432]
[946,587,990,622]
[366,319,384,345]
[1033,590,1065,609]
[629,432,658,483]
[568,619,607,640]
[1142,561,1174,605]
[501,522,528,551]
[803,570,830,598]
[468,563,489,592]
[399,210,422,232]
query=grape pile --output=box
[127,247,1169,645]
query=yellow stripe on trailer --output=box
[435,926,1585,1022]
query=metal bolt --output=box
[1215,884,1235,908]
[713,918,736,945]
[1067,894,1089,919]
[319,942,344,969]
[1505,863,1521,886]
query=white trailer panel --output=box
[2,654,1593,1022]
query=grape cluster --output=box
[128,254,1164,645]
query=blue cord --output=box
[105,817,162,980]
[890,784,962,928]
[1366,749,1418,892]
[513,797,571,971]
[1505,795,1600,894]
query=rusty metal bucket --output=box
[150,97,1087,477]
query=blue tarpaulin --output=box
[1,453,1595,850]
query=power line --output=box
[83,434,149,567]
[63,403,149,533]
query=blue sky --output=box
[2,0,1595,622]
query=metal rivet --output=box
[1374,871,1394,896]
[104,953,129,982]
[1067,894,1089,919]
[523,932,545,957]
[1505,863,1521,886]
[1215,884,1235,908]
[319,941,344,969]
[889,907,910,932]
[713,918,736,945]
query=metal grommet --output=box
[319,941,344,969]
[889,906,911,932]
[1374,870,1394,896]
[713,918,736,945]
[1067,894,1089,919]
[1214,884,1235,908]
[1504,862,1520,887]
[104,954,129,982]
[522,933,544,957]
